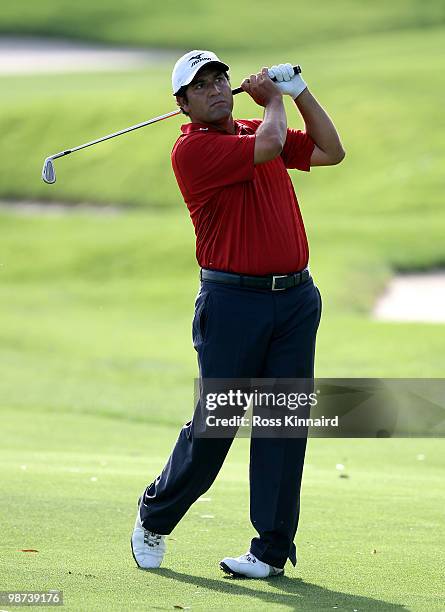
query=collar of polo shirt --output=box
[180,121,253,135]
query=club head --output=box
[42,157,56,184]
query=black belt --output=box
[200,268,311,291]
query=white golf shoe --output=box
[131,505,166,569]
[220,552,284,578]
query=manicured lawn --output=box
[1,7,444,610]
[1,408,444,611]
[0,206,443,609]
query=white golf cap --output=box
[172,50,229,95]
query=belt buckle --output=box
[271,275,287,291]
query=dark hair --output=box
[175,89,189,116]
[175,71,230,116]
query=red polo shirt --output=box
[171,118,314,275]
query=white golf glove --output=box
[268,63,307,99]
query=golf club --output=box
[42,65,301,184]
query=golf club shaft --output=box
[50,109,181,161]
[48,65,301,161]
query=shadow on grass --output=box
[144,568,408,611]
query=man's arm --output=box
[294,89,345,166]
[241,68,287,164]
[267,63,345,166]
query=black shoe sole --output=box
[220,561,284,578]
[219,561,247,578]
[130,536,142,569]
[131,496,142,569]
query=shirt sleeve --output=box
[280,129,315,171]
[172,132,256,201]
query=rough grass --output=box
[1,0,445,49]
[0,27,444,220]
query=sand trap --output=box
[373,271,445,323]
[0,36,177,75]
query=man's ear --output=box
[176,95,189,116]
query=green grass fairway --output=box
[0,205,444,610]
[1,4,444,610]
[0,207,444,609]
[1,409,444,611]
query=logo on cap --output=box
[189,53,212,67]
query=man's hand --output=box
[268,63,307,99]
[242,69,287,164]
[241,68,283,107]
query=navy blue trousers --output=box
[140,274,322,569]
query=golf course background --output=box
[0,2,444,610]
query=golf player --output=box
[131,50,345,578]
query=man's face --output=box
[177,66,233,124]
